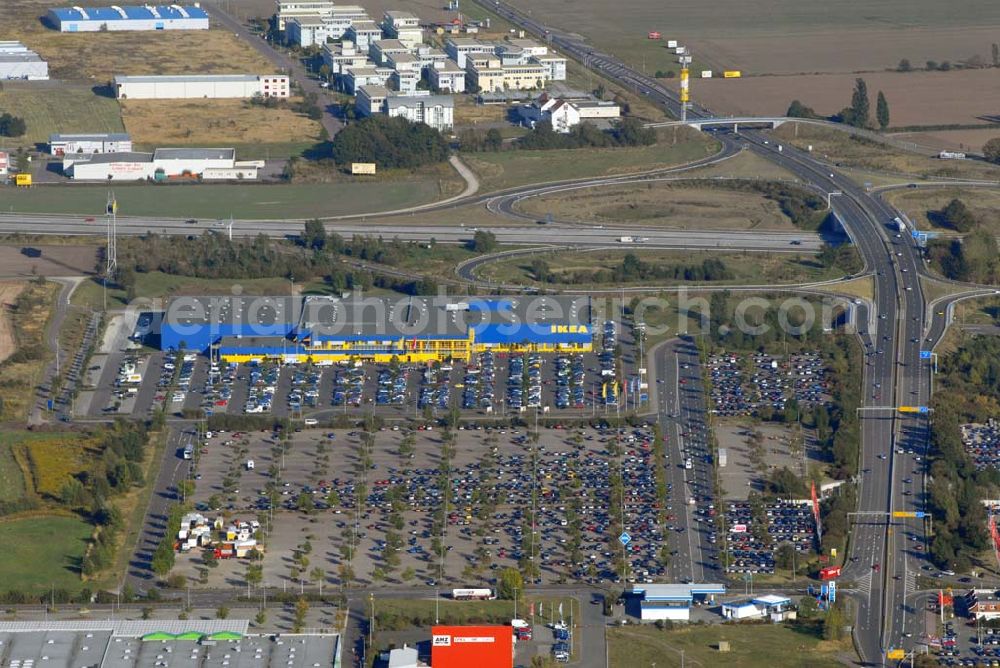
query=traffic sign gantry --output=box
[892,511,929,519]
[898,406,930,414]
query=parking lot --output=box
[84,347,647,420]
[171,422,677,591]
[708,352,831,416]
[962,421,1000,471]
[722,499,815,575]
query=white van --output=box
[304,418,318,426]
[246,459,255,470]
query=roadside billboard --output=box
[351,162,377,175]
[431,625,513,668]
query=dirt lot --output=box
[121,98,323,149]
[714,420,821,501]
[884,187,1000,233]
[0,245,99,279]
[1,1,275,81]
[0,283,26,364]
[687,69,1000,127]
[516,182,799,230]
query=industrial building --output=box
[0,621,340,668]
[64,147,260,181]
[49,132,132,156]
[159,295,594,363]
[0,42,49,80]
[629,583,726,622]
[47,5,209,32]
[114,74,289,99]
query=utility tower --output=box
[679,54,692,121]
[105,191,117,278]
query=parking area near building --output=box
[722,499,815,575]
[708,352,831,416]
[170,422,675,592]
[84,347,646,420]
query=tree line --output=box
[924,335,1000,571]
[926,229,999,284]
[0,113,26,138]
[330,115,450,170]
[460,117,657,153]
[787,78,891,130]
[528,253,733,285]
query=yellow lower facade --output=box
[217,334,592,365]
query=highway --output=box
[467,0,944,661]
[0,212,820,251]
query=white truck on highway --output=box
[451,588,496,600]
[618,236,634,243]
[892,217,906,233]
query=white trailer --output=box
[451,588,495,600]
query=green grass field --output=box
[608,621,851,668]
[0,85,124,149]
[0,515,92,592]
[465,137,718,192]
[0,180,448,219]
[477,249,846,287]
[0,440,28,503]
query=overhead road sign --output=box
[920,351,932,359]
[893,511,929,519]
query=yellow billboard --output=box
[723,70,742,78]
[14,173,31,187]
[886,649,905,660]
[351,162,377,175]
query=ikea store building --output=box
[160,295,593,363]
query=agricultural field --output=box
[889,128,1000,154]
[0,280,57,421]
[772,123,1000,182]
[504,0,1000,77]
[464,132,717,192]
[0,180,453,219]
[885,187,1000,233]
[607,621,850,668]
[515,182,800,230]
[0,515,94,593]
[0,0,274,81]
[689,69,1000,128]
[121,99,323,156]
[0,84,125,150]
[474,249,847,288]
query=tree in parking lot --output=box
[498,567,523,600]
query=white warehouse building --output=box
[0,42,49,80]
[65,147,259,181]
[49,133,132,156]
[47,5,209,32]
[114,74,289,99]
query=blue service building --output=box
[159,294,594,363]
[629,583,727,621]
[47,5,209,32]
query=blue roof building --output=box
[47,6,209,32]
